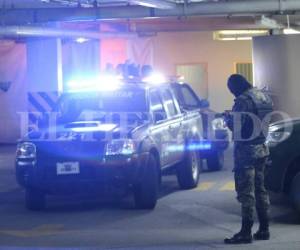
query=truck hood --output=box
[26,121,131,141]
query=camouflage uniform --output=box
[226,88,272,223]
[234,144,270,222]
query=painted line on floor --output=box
[220,181,235,191]
[195,182,215,191]
[0,224,65,238]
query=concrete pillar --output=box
[27,38,63,92]
[253,34,300,118]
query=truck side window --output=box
[149,91,167,123]
[180,86,199,109]
[161,89,178,117]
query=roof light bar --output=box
[66,74,123,92]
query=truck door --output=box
[149,90,171,167]
[160,88,185,164]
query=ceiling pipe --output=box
[0,26,136,39]
[42,0,176,9]
[1,0,300,25]
[175,0,300,16]
[128,0,176,9]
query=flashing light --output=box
[66,74,123,92]
[142,72,167,85]
[167,142,212,153]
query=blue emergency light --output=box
[167,142,212,153]
[66,74,123,92]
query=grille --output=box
[35,141,105,180]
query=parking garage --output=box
[1,0,300,249]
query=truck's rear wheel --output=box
[207,150,224,171]
[134,154,158,209]
[177,150,200,189]
[25,188,46,211]
[290,172,300,213]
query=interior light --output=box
[220,37,236,41]
[283,28,300,35]
[237,37,252,41]
[214,30,269,41]
[219,30,268,35]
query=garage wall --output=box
[152,32,252,112]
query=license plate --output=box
[56,162,80,175]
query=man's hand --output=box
[221,110,233,130]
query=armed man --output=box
[223,74,273,244]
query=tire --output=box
[289,172,300,213]
[25,188,46,211]
[207,150,224,171]
[134,154,159,210]
[176,149,201,190]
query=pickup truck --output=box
[16,81,207,210]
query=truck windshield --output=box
[57,88,148,122]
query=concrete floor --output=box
[0,145,299,250]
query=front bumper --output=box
[16,153,148,195]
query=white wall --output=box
[152,32,253,112]
[253,34,300,118]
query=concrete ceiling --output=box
[0,0,299,33]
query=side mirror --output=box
[200,99,210,109]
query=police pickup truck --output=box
[16,80,210,210]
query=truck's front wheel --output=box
[134,154,159,209]
[25,188,46,211]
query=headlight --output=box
[212,118,227,130]
[105,139,136,156]
[16,142,36,159]
[266,131,291,144]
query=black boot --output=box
[254,211,270,240]
[224,219,253,244]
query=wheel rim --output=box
[191,151,199,180]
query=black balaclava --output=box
[227,74,252,97]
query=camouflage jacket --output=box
[225,88,271,169]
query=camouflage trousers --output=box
[234,161,270,222]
